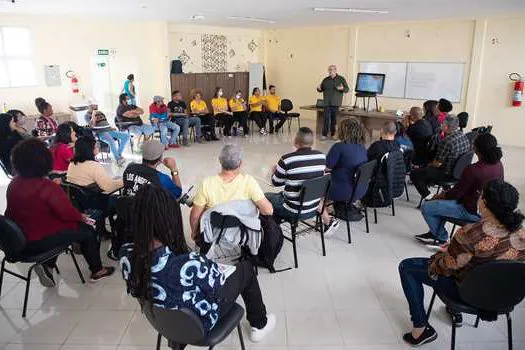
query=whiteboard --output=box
[359,62,407,98]
[405,62,465,103]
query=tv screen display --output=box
[355,73,386,94]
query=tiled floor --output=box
[0,120,524,350]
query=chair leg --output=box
[451,224,457,236]
[54,264,60,275]
[291,225,298,268]
[0,258,6,296]
[346,204,352,244]
[237,323,246,350]
[507,312,513,350]
[426,291,436,321]
[320,214,326,257]
[417,197,423,209]
[69,249,86,284]
[391,200,396,217]
[23,264,36,318]
[156,332,162,350]
[474,315,480,328]
[364,207,370,233]
[405,180,410,201]
[451,322,456,350]
[373,209,378,224]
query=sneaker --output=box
[403,325,438,347]
[90,266,116,283]
[169,144,180,149]
[34,264,56,288]
[183,139,189,146]
[323,217,340,238]
[426,239,448,251]
[250,313,276,343]
[320,136,328,141]
[415,232,438,244]
[211,136,220,141]
[116,157,126,167]
[446,307,463,328]
[107,246,118,261]
[196,137,205,144]
[259,128,267,135]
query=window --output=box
[0,27,36,87]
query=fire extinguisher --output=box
[510,73,523,107]
[66,70,80,94]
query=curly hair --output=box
[338,117,366,144]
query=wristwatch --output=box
[171,170,179,176]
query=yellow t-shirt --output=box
[265,94,281,112]
[249,95,263,112]
[190,100,208,113]
[211,97,229,115]
[193,173,265,209]
[229,98,245,112]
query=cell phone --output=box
[84,217,96,226]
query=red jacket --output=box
[50,143,74,172]
[5,177,82,241]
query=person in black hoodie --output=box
[0,113,25,175]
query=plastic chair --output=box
[426,261,525,350]
[141,300,246,350]
[281,99,300,133]
[275,174,331,268]
[0,215,85,317]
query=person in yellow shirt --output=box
[211,87,234,137]
[249,87,269,135]
[190,90,219,141]
[229,90,250,137]
[266,85,288,134]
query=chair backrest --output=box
[299,174,331,204]
[457,112,469,130]
[465,131,478,146]
[281,99,293,113]
[350,160,377,203]
[115,196,135,239]
[384,150,407,199]
[459,261,525,312]
[141,300,206,345]
[453,151,474,180]
[0,159,12,178]
[60,181,100,212]
[0,215,27,259]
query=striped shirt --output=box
[271,148,326,215]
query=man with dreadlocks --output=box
[119,185,276,344]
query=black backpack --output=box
[257,215,290,273]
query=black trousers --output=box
[215,113,234,136]
[410,166,450,198]
[217,260,267,329]
[250,111,268,131]
[233,111,249,135]
[20,223,103,273]
[197,114,217,137]
[268,112,287,133]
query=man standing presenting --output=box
[317,65,349,140]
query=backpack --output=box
[257,215,290,273]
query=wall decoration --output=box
[178,50,191,65]
[229,49,236,58]
[202,34,227,72]
[248,39,259,52]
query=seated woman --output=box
[229,90,250,136]
[5,139,114,286]
[119,184,276,342]
[321,118,368,226]
[249,88,268,135]
[34,97,58,138]
[211,87,234,136]
[50,123,77,174]
[416,133,504,247]
[7,109,31,139]
[399,179,525,347]
[190,90,219,141]
[0,113,25,175]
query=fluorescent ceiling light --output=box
[228,16,275,24]
[313,7,388,14]
[191,14,205,20]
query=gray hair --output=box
[444,114,459,132]
[382,121,397,135]
[219,144,243,170]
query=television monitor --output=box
[355,73,386,95]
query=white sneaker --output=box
[250,313,276,343]
[323,218,340,238]
[260,128,267,135]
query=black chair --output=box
[457,112,469,131]
[465,131,478,147]
[276,174,331,268]
[141,300,246,350]
[281,99,300,133]
[0,159,12,179]
[114,196,135,252]
[0,215,85,317]
[426,261,525,350]
[442,216,478,237]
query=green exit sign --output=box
[97,49,109,56]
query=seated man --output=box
[367,121,400,161]
[405,106,434,166]
[123,140,182,198]
[149,95,180,149]
[265,85,288,134]
[268,127,338,233]
[116,93,154,144]
[410,115,471,201]
[415,133,504,246]
[190,144,273,242]
[167,90,203,145]
[85,99,130,166]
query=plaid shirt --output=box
[435,131,470,175]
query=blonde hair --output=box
[338,117,366,145]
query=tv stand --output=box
[354,92,379,111]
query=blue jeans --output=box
[97,130,131,160]
[322,106,339,137]
[421,200,480,241]
[173,116,202,141]
[265,192,316,222]
[128,124,155,138]
[154,121,180,145]
[398,257,459,328]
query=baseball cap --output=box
[142,140,165,161]
[153,95,164,103]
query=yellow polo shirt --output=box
[193,173,265,209]
[190,100,208,113]
[211,97,229,115]
[229,98,246,112]
[265,94,281,112]
[249,95,263,112]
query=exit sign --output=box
[97,49,109,56]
